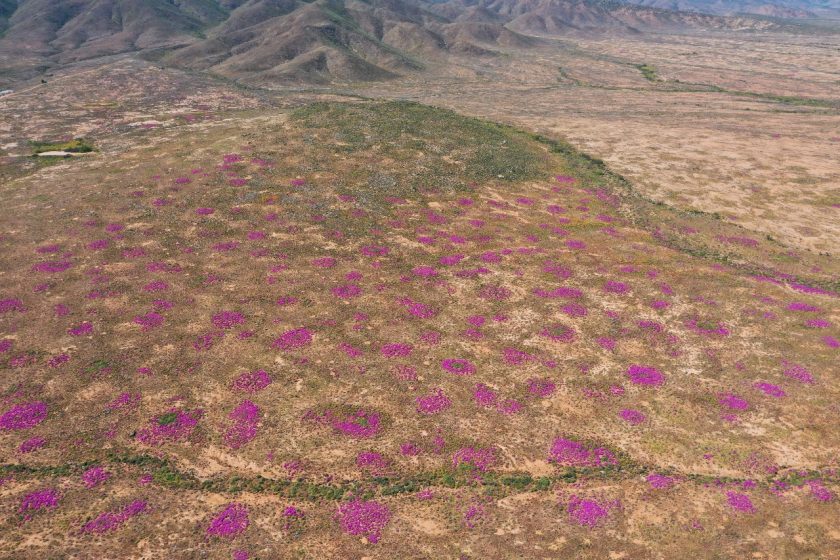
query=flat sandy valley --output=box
[354,30,840,253]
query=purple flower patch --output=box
[626,365,665,386]
[134,312,164,331]
[399,298,437,319]
[753,382,785,398]
[567,495,616,528]
[478,285,512,301]
[646,473,675,489]
[32,260,72,273]
[82,466,111,488]
[143,280,169,292]
[498,399,523,415]
[416,389,451,415]
[107,392,141,411]
[718,393,749,411]
[527,378,556,398]
[135,409,202,446]
[207,503,249,539]
[274,328,312,350]
[548,438,617,467]
[502,347,536,366]
[232,370,272,393]
[1,401,48,431]
[441,358,476,376]
[540,323,576,343]
[360,245,389,257]
[726,491,755,513]
[412,266,437,278]
[619,409,646,425]
[87,239,109,251]
[224,400,260,449]
[561,303,587,317]
[603,280,630,295]
[328,410,382,439]
[440,254,464,266]
[0,298,25,313]
[19,437,47,453]
[20,488,60,520]
[356,451,390,473]
[533,286,583,299]
[453,447,496,473]
[381,343,412,357]
[782,362,814,384]
[786,302,819,312]
[473,383,498,407]
[686,318,730,337]
[542,262,573,279]
[212,311,245,330]
[68,322,93,336]
[47,354,70,368]
[332,284,362,299]
[336,499,391,543]
[807,480,835,502]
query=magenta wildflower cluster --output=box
[81,500,148,534]
[207,503,250,539]
[549,438,617,468]
[566,495,619,527]
[335,499,392,543]
[135,409,203,446]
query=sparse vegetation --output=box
[29,137,94,155]
[292,101,550,193]
[636,63,659,82]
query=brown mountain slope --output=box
[165,0,534,84]
[0,0,230,81]
[0,0,784,86]
[166,1,423,84]
[623,0,817,18]
[0,0,17,32]
[1,0,227,57]
[209,0,301,35]
[430,0,781,33]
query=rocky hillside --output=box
[0,0,787,85]
[621,0,836,18]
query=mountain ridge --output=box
[0,0,811,85]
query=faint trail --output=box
[2,454,836,501]
[0,62,121,101]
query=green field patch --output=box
[29,137,95,155]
